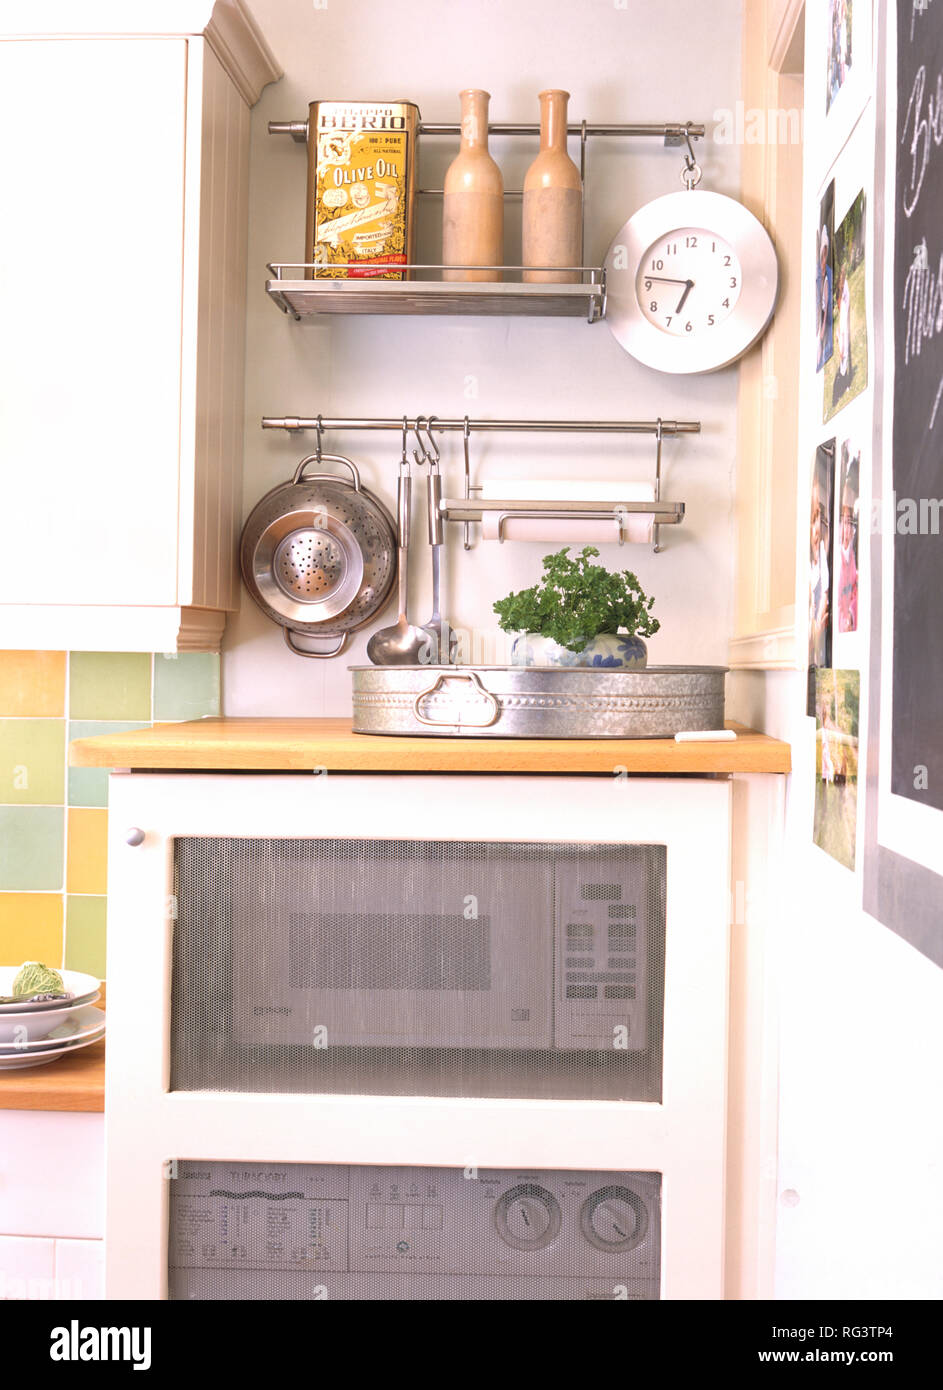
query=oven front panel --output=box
[167,1159,661,1301]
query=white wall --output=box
[224,0,743,714]
[730,669,943,1298]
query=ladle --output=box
[366,425,428,666]
[414,416,454,664]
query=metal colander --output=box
[273,528,353,601]
[240,454,396,658]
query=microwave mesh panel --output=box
[167,1160,662,1301]
[170,838,666,1102]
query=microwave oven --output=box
[183,837,662,1052]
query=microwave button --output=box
[403,1205,423,1231]
[608,905,637,919]
[566,985,598,1000]
[580,884,621,901]
[608,956,635,968]
[386,1204,405,1228]
[608,923,636,938]
[566,957,596,969]
[566,923,594,937]
[604,985,636,1000]
[366,1203,385,1228]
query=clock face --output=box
[635,228,743,336]
[604,190,779,374]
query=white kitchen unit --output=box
[101,768,736,1299]
[0,1110,104,1299]
[0,2,280,652]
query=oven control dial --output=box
[580,1185,648,1253]
[494,1184,562,1251]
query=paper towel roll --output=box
[479,480,655,544]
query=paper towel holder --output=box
[449,414,687,553]
[259,413,697,553]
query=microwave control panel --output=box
[553,852,656,1050]
[168,1161,661,1300]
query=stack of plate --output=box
[0,968,104,1070]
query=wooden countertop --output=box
[0,987,105,1114]
[0,1038,104,1114]
[69,717,791,774]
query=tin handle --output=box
[284,629,348,659]
[412,671,500,728]
[292,454,363,489]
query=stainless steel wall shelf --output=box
[266,264,606,322]
[266,115,703,323]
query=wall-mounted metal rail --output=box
[261,416,700,553]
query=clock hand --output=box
[645,275,690,286]
[675,279,695,313]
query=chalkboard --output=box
[892,0,943,812]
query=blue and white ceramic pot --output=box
[511,632,648,669]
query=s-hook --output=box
[412,415,430,468]
[681,122,702,190]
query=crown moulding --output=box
[205,0,282,107]
[2,0,282,106]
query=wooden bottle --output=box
[442,89,504,282]
[523,89,582,283]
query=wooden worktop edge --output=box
[69,718,791,774]
[0,1039,105,1114]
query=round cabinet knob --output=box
[580,1185,648,1253]
[125,827,146,847]
[493,1183,561,1252]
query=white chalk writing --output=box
[901,65,943,217]
[902,238,943,363]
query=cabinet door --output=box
[0,39,187,607]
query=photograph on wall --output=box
[837,435,860,633]
[817,181,835,372]
[824,190,868,421]
[814,668,860,870]
[807,440,836,714]
[816,0,871,173]
[826,0,853,113]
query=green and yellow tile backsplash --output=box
[0,650,220,978]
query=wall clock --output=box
[603,189,779,374]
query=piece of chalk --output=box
[674,729,737,742]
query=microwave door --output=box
[231,840,553,1050]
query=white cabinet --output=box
[0,1110,104,1238]
[103,771,734,1300]
[0,4,280,652]
[0,1109,104,1298]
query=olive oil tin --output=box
[305,100,420,280]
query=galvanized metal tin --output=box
[350,665,727,739]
